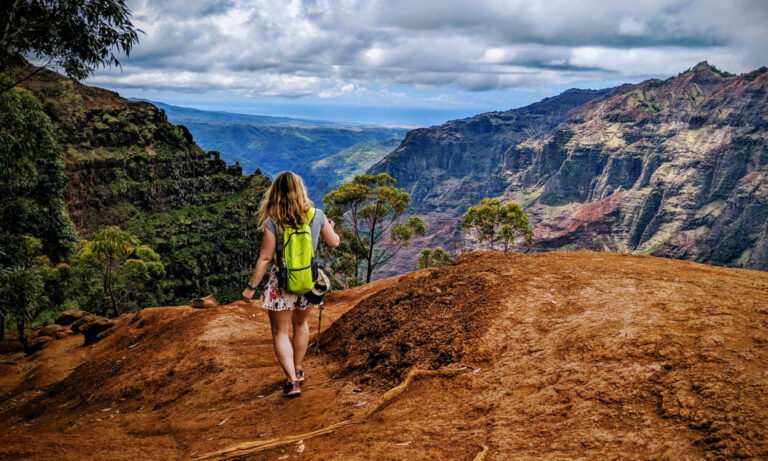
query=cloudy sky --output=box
[87,0,768,125]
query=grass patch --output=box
[524,186,544,207]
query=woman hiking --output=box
[242,171,339,397]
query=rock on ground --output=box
[26,335,54,353]
[55,309,87,326]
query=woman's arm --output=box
[242,228,277,302]
[321,214,340,248]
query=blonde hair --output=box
[259,171,314,230]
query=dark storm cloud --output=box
[89,0,768,99]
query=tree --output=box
[0,73,79,263]
[415,247,453,269]
[1,0,140,89]
[316,220,365,289]
[69,226,164,317]
[461,198,534,252]
[0,236,49,348]
[324,173,426,283]
[0,0,139,333]
[119,244,166,310]
[0,72,79,340]
[0,265,44,348]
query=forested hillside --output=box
[17,66,271,303]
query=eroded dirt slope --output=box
[1,251,767,460]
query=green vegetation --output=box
[97,173,270,304]
[0,74,79,262]
[0,236,70,347]
[0,0,139,84]
[0,5,271,343]
[324,173,426,283]
[0,0,142,337]
[173,119,406,199]
[676,62,736,79]
[707,64,737,78]
[308,138,401,201]
[744,66,768,82]
[317,224,366,289]
[641,238,670,255]
[26,65,273,305]
[0,74,80,342]
[0,225,167,345]
[523,186,544,207]
[0,64,273,343]
[176,121,405,175]
[640,98,663,114]
[68,226,165,317]
[415,247,453,269]
[462,198,534,252]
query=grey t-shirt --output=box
[264,208,326,256]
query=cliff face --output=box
[18,67,271,303]
[369,86,627,216]
[516,63,768,269]
[371,62,768,273]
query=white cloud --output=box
[618,17,647,36]
[89,0,768,103]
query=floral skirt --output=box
[260,264,320,311]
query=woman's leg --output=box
[268,309,297,381]
[291,307,311,370]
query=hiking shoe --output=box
[282,380,301,398]
[295,367,305,383]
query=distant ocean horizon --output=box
[128,98,484,127]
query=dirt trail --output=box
[1,251,767,460]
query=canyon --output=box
[370,62,768,275]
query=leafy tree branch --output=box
[324,173,426,283]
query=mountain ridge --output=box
[369,85,630,215]
[369,61,768,275]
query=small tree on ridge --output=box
[461,198,534,252]
[324,173,426,283]
[415,247,453,269]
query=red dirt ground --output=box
[1,250,767,460]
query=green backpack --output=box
[278,208,318,295]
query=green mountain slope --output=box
[19,66,271,304]
[176,120,405,178]
[308,138,402,200]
